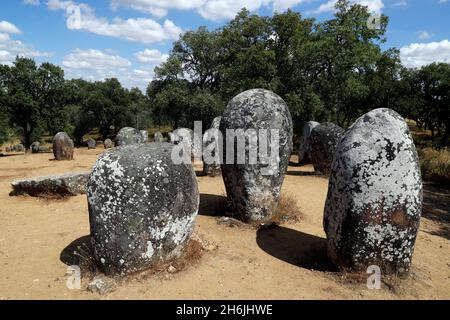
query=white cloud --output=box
[135,49,168,64]
[47,0,183,43]
[24,0,41,5]
[0,27,51,65]
[0,21,23,35]
[400,40,450,68]
[62,48,153,90]
[392,0,407,7]
[110,0,307,21]
[417,30,433,40]
[310,0,384,14]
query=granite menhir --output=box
[115,127,144,147]
[53,132,74,160]
[324,108,423,275]
[298,121,320,164]
[309,123,344,175]
[203,116,222,177]
[220,89,293,223]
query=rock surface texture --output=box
[203,116,222,177]
[87,143,199,276]
[10,172,90,197]
[220,89,293,223]
[53,132,74,160]
[309,123,344,175]
[115,127,144,147]
[104,139,114,149]
[154,132,164,143]
[298,121,320,164]
[324,108,423,275]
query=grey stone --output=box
[168,132,176,144]
[324,108,423,275]
[115,127,144,147]
[140,130,149,143]
[104,139,114,149]
[14,144,25,153]
[154,132,164,143]
[10,172,90,197]
[220,89,293,223]
[87,139,96,150]
[298,121,320,164]
[38,146,51,153]
[5,146,11,153]
[172,128,201,160]
[203,117,222,177]
[87,276,116,295]
[53,132,74,161]
[309,123,344,175]
[30,142,40,154]
[87,143,199,276]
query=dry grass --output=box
[418,148,450,185]
[269,193,304,225]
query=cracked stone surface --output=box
[10,172,90,197]
[53,132,74,161]
[310,123,344,175]
[203,117,222,177]
[220,89,293,223]
[324,108,423,275]
[115,127,144,147]
[298,121,320,164]
[87,143,199,276]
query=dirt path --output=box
[0,149,449,299]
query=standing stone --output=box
[298,121,320,164]
[104,139,114,149]
[53,132,74,161]
[154,132,164,143]
[324,108,423,275]
[140,130,149,143]
[5,146,11,153]
[220,89,293,223]
[87,139,96,150]
[309,123,344,175]
[168,132,176,144]
[87,143,199,276]
[30,142,40,154]
[203,117,222,177]
[172,128,201,160]
[15,144,25,153]
[115,127,143,147]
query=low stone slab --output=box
[10,172,90,197]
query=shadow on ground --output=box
[422,182,450,240]
[60,235,94,271]
[199,193,228,217]
[256,225,337,272]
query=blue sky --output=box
[0,0,449,90]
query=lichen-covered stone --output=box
[220,89,293,223]
[10,172,90,197]
[154,132,164,143]
[104,139,114,149]
[115,127,144,147]
[172,128,201,160]
[309,123,344,175]
[87,139,96,150]
[30,142,40,154]
[203,117,222,177]
[298,121,320,164]
[140,130,149,143]
[87,143,199,276]
[53,132,74,161]
[324,108,423,275]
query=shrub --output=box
[418,148,450,184]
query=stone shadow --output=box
[60,235,97,272]
[256,225,337,272]
[198,193,228,217]
[422,182,450,240]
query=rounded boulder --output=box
[53,132,74,161]
[310,123,344,175]
[87,143,199,276]
[115,127,144,147]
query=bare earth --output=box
[0,148,449,300]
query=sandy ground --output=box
[0,148,449,300]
